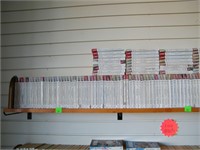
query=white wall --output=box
[1,0,200,148]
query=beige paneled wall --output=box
[1,0,199,148]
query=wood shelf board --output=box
[3,108,200,113]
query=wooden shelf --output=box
[3,107,200,113]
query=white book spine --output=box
[195,78,199,107]
[120,76,124,108]
[93,77,97,108]
[33,78,37,108]
[150,79,154,108]
[76,77,80,108]
[67,77,72,108]
[188,78,193,107]
[128,79,132,108]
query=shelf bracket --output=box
[117,112,123,120]
[27,113,32,120]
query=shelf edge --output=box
[3,108,200,113]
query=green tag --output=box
[55,107,62,113]
[184,106,192,112]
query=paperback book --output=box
[90,140,124,150]
[125,141,160,150]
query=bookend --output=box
[3,112,32,120]
[3,112,22,116]
[3,76,33,120]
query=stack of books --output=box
[131,50,159,74]
[92,48,126,75]
[160,49,199,74]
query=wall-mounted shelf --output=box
[3,107,200,113]
[3,76,200,120]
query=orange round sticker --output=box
[160,119,178,137]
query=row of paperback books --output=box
[14,141,160,150]
[92,48,199,75]
[14,74,200,108]
[15,143,90,150]
[13,142,200,150]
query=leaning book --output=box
[90,140,124,150]
[125,141,161,150]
